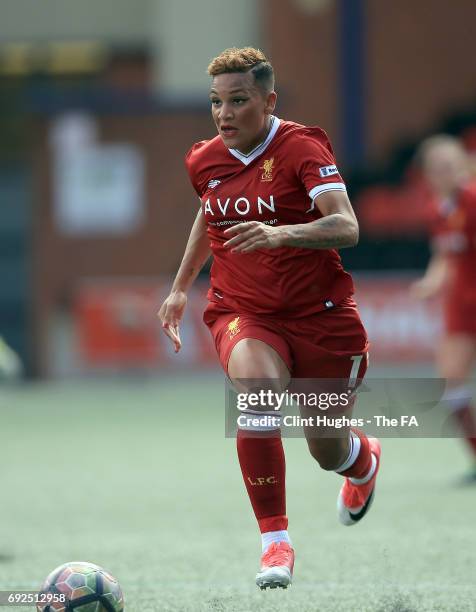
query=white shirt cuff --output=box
[308,182,347,201]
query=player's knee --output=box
[229,367,280,386]
[228,339,289,392]
[230,366,281,385]
[237,408,282,435]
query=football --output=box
[37,561,124,611]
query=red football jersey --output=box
[185,117,355,317]
[431,181,476,303]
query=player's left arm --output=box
[278,190,359,249]
[223,191,358,253]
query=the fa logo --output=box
[319,164,338,178]
[260,158,274,182]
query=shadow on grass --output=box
[376,593,418,612]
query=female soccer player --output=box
[412,135,476,482]
[158,47,381,589]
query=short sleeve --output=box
[184,145,203,197]
[294,128,347,202]
[431,189,476,254]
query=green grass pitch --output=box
[0,375,475,611]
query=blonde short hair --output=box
[207,47,274,93]
[416,134,466,166]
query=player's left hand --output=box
[223,221,283,253]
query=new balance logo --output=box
[208,179,221,189]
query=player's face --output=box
[210,72,276,154]
[423,144,469,196]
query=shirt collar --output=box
[227,116,280,166]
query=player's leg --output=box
[437,333,476,480]
[288,299,380,525]
[299,367,381,526]
[228,338,294,589]
[204,307,295,586]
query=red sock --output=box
[236,428,287,533]
[338,428,372,479]
[453,404,476,457]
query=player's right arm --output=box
[158,209,211,352]
[410,251,450,299]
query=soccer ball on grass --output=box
[37,561,124,611]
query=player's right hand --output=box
[410,277,441,300]
[157,290,187,353]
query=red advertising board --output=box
[75,280,216,369]
[355,276,441,363]
[75,275,442,370]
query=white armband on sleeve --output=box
[307,182,347,212]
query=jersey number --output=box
[348,354,365,389]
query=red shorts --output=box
[445,296,476,336]
[203,296,369,381]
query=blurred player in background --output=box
[159,47,381,589]
[412,135,476,482]
[0,335,23,380]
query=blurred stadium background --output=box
[1,1,476,610]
